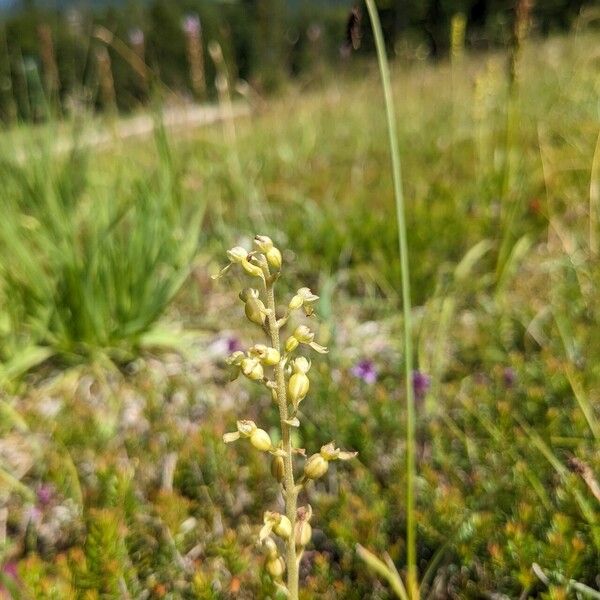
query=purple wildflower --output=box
[503,367,517,387]
[36,483,54,507]
[412,371,431,400]
[2,562,17,579]
[226,336,242,353]
[0,562,19,598]
[351,360,377,384]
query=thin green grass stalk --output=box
[450,13,466,173]
[356,545,409,600]
[0,26,17,124]
[589,128,600,255]
[497,0,533,279]
[496,81,520,280]
[562,349,600,441]
[364,2,417,597]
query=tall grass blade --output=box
[363,2,416,596]
[356,544,410,600]
[589,128,600,255]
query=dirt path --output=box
[9,101,251,160]
[77,102,251,150]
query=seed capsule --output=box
[295,520,312,548]
[288,372,309,405]
[250,428,272,452]
[266,556,285,579]
[242,259,264,278]
[285,336,299,353]
[271,455,285,482]
[273,515,292,539]
[244,297,266,326]
[303,453,329,480]
[266,247,282,269]
[263,537,278,559]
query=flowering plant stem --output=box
[364,1,417,598]
[265,273,299,599]
[221,240,356,595]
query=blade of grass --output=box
[356,544,410,600]
[363,2,416,596]
[563,363,600,441]
[589,128,600,255]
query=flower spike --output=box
[220,234,357,597]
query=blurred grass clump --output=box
[0,21,600,600]
[0,127,202,377]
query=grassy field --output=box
[1,26,600,599]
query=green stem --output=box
[265,275,299,599]
[364,2,417,598]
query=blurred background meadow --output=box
[0,0,599,598]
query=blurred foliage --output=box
[0,0,595,122]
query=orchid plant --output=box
[217,235,357,598]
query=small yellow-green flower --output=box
[241,357,264,381]
[260,511,293,541]
[249,344,281,366]
[303,453,328,479]
[289,287,319,311]
[303,443,357,480]
[223,420,273,453]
